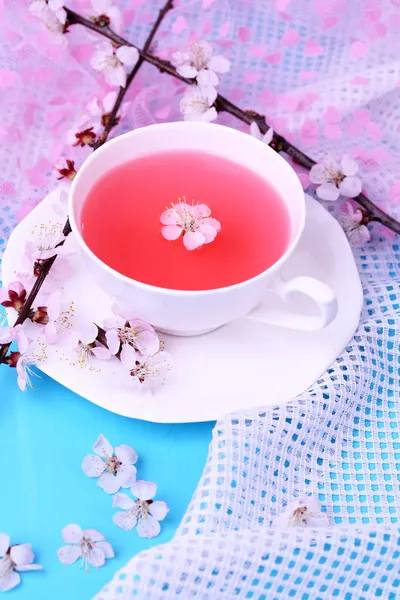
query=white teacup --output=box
[69,122,338,336]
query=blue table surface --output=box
[0,308,213,599]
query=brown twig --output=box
[66,5,400,235]
[0,1,174,364]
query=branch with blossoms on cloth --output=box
[0,0,398,384]
[0,0,175,386]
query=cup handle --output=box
[246,275,338,331]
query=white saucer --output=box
[2,190,362,423]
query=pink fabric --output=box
[0,0,400,255]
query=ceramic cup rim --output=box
[68,122,306,297]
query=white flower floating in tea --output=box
[160,198,221,250]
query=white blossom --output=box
[172,40,230,93]
[339,202,371,246]
[58,525,114,571]
[82,434,137,494]
[113,480,169,538]
[91,42,139,88]
[271,496,329,528]
[29,0,67,36]
[250,121,274,145]
[120,345,172,392]
[0,533,42,592]
[180,86,218,123]
[91,0,122,33]
[310,154,362,201]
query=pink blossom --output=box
[70,322,111,367]
[31,290,74,344]
[0,281,26,312]
[91,0,122,33]
[339,202,371,246]
[310,154,362,201]
[120,345,172,392]
[104,305,159,357]
[91,42,139,87]
[113,480,169,538]
[66,116,98,147]
[0,323,28,348]
[14,339,47,392]
[271,496,329,528]
[161,198,221,250]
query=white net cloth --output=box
[94,239,400,597]
[1,0,400,598]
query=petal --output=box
[271,512,291,528]
[0,534,10,557]
[0,327,16,344]
[116,46,139,67]
[93,434,113,459]
[198,224,218,243]
[135,331,159,356]
[340,155,359,176]
[105,329,120,355]
[131,480,156,501]
[98,472,122,494]
[202,217,221,232]
[309,162,328,184]
[113,511,137,531]
[136,515,161,539]
[103,315,125,329]
[10,544,34,566]
[339,176,362,198]
[0,569,20,592]
[202,107,218,123]
[92,346,112,360]
[80,321,98,345]
[197,69,219,88]
[161,225,182,241]
[208,55,231,73]
[316,182,340,201]
[115,444,138,466]
[15,563,42,572]
[262,128,274,145]
[120,344,136,367]
[82,529,104,542]
[176,64,198,78]
[47,290,61,321]
[250,121,262,140]
[81,454,105,478]
[103,91,117,113]
[45,321,58,345]
[91,0,111,14]
[192,40,213,61]
[57,545,81,564]
[87,547,105,568]
[87,97,102,117]
[305,495,322,513]
[107,6,122,33]
[61,524,83,544]
[150,501,169,521]
[107,65,126,88]
[183,231,206,250]
[115,464,137,488]
[96,541,114,559]
[191,204,211,219]
[201,85,218,105]
[112,493,135,510]
[160,207,182,226]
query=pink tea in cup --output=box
[80,150,290,291]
